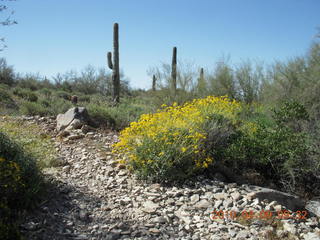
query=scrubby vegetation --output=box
[113,96,319,197]
[0,33,319,202]
[114,37,320,197]
[0,118,58,239]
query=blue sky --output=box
[1,0,319,89]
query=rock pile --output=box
[18,116,320,240]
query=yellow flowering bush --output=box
[113,96,243,182]
[0,157,24,196]
[0,131,44,239]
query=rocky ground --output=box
[18,116,320,240]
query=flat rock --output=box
[194,199,211,209]
[305,198,320,217]
[141,201,159,213]
[247,188,305,211]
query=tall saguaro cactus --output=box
[197,67,206,96]
[171,47,177,95]
[107,23,120,103]
[152,74,156,91]
[200,68,204,82]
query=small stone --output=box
[67,134,85,140]
[283,222,297,235]
[190,194,200,204]
[194,199,211,209]
[302,232,320,240]
[214,200,223,209]
[142,201,159,213]
[231,191,241,201]
[214,193,228,200]
[153,216,167,224]
[236,230,249,239]
[149,228,161,234]
[223,198,233,208]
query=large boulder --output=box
[56,107,90,131]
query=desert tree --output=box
[208,58,237,99]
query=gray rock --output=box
[105,233,121,240]
[67,134,85,141]
[194,199,211,209]
[175,209,192,224]
[223,198,233,208]
[302,232,320,240]
[231,191,241,201]
[306,198,320,217]
[213,192,228,200]
[283,222,297,235]
[141,201,159,213]
[214,200,223,209]
[247,188,305,211]
[190,194,200,204]
[57,107,90,131]
[235,230,249,239]
[66,119,83,130]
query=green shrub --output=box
[12,88,38,102]
[16,77,40,91]
[0,118,58,170]
[55,90,71,100]
[219,101,317,194]
[113,96,318,194]
[38,88,52,97]
[87,104,115,128]
[0,89,17,110]
[49,98,72,115]
[0,201,22,240]
[19,101,49,116]
[0,83,10,90]
[78,95,91,103]
[0,131,44,239]
[40,99,50,108]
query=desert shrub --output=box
[0,118,58,169]
[0,83,10,90]
[19,101,49,116]
[0,131,44,239]
[87,104,115,128]
[0,201,22,240]
[12,87,23,96]
[113,96,318,193]
[78,95,91,103]
[113,96,242,182]
[12,88,38,102]
[38,88,52,98]
[107,102,152,130]
[49,98,73,115]
[219,101,317,194]
[0,89,17,110]
[55,90,71,100]
[16,76,41,91]
[0,58,15,87]
[40,99,50,108]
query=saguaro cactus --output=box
[152,75,156,91]
[197,67,206,96]
[200,68,204,82]
[107,23,120,103]
[171,47,177,95]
